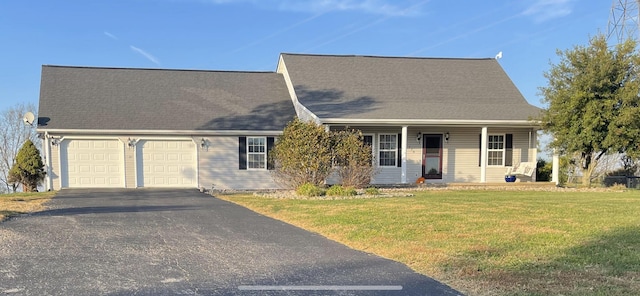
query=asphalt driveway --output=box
[0,189,463,295]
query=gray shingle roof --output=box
[280,53,541,121]
[38,66,295,131]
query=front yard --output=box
[218,189,640,296]
[0,191,56,221]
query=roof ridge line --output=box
[42,65,277,74]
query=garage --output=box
[136,140,197,188]
[60,139,124,188]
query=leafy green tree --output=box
[8,139,45,192]
[535,159,552,182]
[539,34,640,187]
[331,129,377,188]
[270,118,333,188]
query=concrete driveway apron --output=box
[0,189,464,295]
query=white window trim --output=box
[378,133,397,167]
[247,136,267,170]
[362,133,375,166]
[487,134,505,167]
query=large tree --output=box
[539,34,640,186]
[1,103,39,193]
[9,139,46,192]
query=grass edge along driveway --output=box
[0,191,56,222]
[217,190,640,296]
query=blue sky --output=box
[0,0,611,114]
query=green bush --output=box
[536,159,552,181]
[364,187,380,195]
[326,185,357,196]
[271,118,334,188]
[326,185,344,196]
[344,187,358,196]
[331,129,378,188]
[296,183,326,197]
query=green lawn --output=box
[218,190,640,296]
[0,191,56,221]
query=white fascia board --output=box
[276,56,321,124]
[36,129,284,136]
[320,118,541,128]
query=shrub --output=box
[326,185,357,196]
[536,159,552,182]
[271,118,333,188]
[364,187,380,195]
[326,185,344,196]
[331,129,379,188]
[296,183,326,197]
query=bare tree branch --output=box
[0,103,39,193]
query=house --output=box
[37,66,294,190]
[37,53,542,191]
[277,53,541,184]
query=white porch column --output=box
[401,126,408,184]
[480,127,487,183]
[552,150,560,185]
[43,132,52,191]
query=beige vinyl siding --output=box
[330,126,538,185]
[447,127,485,183]
[198,136,280,190]
[355,127,403,184]
[121,137,136,188]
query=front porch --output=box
[326,124,555,186]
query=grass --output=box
[218,190,640,296]
[0,191,56,221]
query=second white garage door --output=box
[136,140,197,188]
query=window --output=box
[378,134,397,167]
[247,137,266,169]
[487,135,504,166]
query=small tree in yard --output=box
[271,118,379,190]
[538,34,640,187]
[332,129,378,188]
[270,118,333,188]
[8,140,45,192]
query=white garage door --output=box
[137,140,197,187]
[61,139,124,188]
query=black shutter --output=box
[397,133,402,167]
[266,137,275,170]
[479,134,482,167]
[239,137,247,170]
[505,134,513,166]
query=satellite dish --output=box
[23,112,35,126]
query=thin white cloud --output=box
[104,31,118,40]
[207,0,423,16]
[230,12,326,53]
[129,46,160,65]
[407,12,523,56]
[301,0,427,51]
[523,0,573,22]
